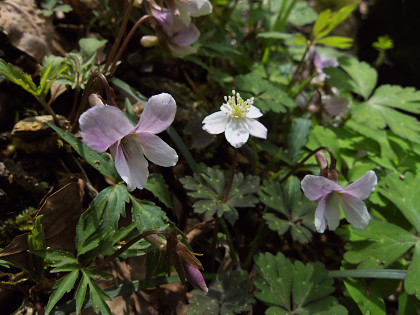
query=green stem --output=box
[288,42,312,88]
[328,269,406,280]
[271,146,336,182]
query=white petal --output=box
[202,111,229,134]
[79,105,134,152]
[136,93,176,134]
[246,105,263,118]
[301,175,342,201]
[314,197,327,233]
[324,192,341,231]
[344,171,378,200]
[340,193,371,229]
[137,132,178,167]
[246,118,267,139]
[225,118,250,148]
[111,136,149,191]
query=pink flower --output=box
[301,171,378,233]
[152,6,200,57]
[79,93,178,191]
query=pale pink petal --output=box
[172,23,200,47]
[246,118,267,139]
[340,193,371,229]
[246,106,263,118]
[301,175,342,201]
[136,132,178,167]
[111,136,149,191]
[79,105,134,152]
[176,0,213,17]
[324,192,341,231]
[202,111,229,134]
[344,171,378,200]
[225,118,250,148]
[314,197,327,233]
[136,93,176,134]
[169,44,198,58]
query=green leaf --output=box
[344,278,386,315]
[145,173,173,209]
[378,172,420,232]
[316,36,353,49]
[350,85,420,143]
[76,185,129,254]
[405,243,420,300]
[82,269,112,315]
[326,56,377,99]
[180,167,260,224]
[288,1,317,26]
[0,59,37,95]
[235,71,295,113]
[79,38,107,56]
[75,275,89,315]
[287,118,312,163]
[313,4,357,40]
[399,291,420,315]
[38,55,68,98]
[30,249,79,273]
[130,196,168,233]
[48,123,120,180]
[259,177,315,243]
[344,221,417,268]
[254,252,346,314]
[45,270,80,315]
[188,270,254,315]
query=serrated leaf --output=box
[145,173,173,209]
[326,56,377,99]
[287,118,312,163]
[82,270,111,315]
[378,172,420,232]
[405,243,420,300]
[0,59,37,95]
[130,196,168,233]
[180,167,260,224]
[188,270,254,315]
[259,177,315,243]
[45,270,80,315]
[76,185,129,254]
[38,56,68,98]
[344,278,386,315]
[48,123,120,180]
[344,221,417,268]
[254,252,346,314]
[30,249,79,272]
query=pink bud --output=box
[315,151,328,170]
[184,262,208,292]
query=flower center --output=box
[223,90,254,118]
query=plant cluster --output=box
[0,0,419,314]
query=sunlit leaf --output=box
[405,243,420,300]
[0,58,37,94]
[344,278,386,315]
[316,36,353,49]
[286,118,312,163]
[145,173,173,209]
[313,4,357,40]
[130,196,169,233]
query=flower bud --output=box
[315,151,328,170]
[88,94,104,107]
[184,262,208,292]
[140,35,159,47]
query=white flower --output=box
[202,90,267,148]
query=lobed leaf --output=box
[254,252,346,314]
[45,270,80,315]
[130,196,169,233]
